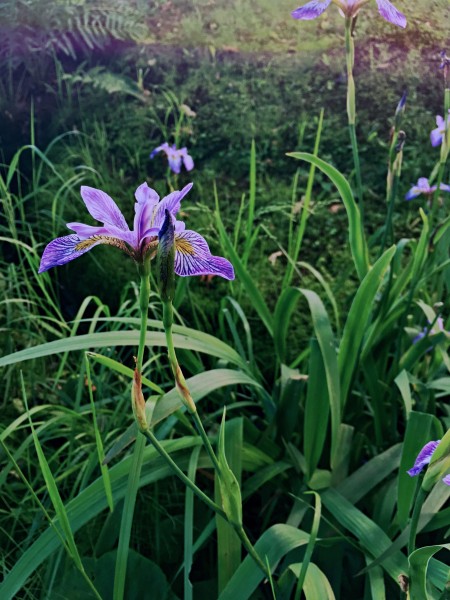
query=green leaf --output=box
[215,417,243,593]
[294,492,322,599]
[300,289,341,469]
[287,152,369,280]
[409,544,450,600]
[0,329,245,369]
[217,409,243,528]
[0,438,205,599]
[304,339,329,479]
[288,562,336,600]
[338,246,396,406]
[321,488,408,582]
[215,191,274,337]
[397,412,436,528]
[218,524,310,600]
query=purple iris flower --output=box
[291,0,406,28]
[405,177,450,201]
[407,440,450,486]
[38,182,235,280]
[430,111,450,147]
[150,143,194,174]
[413,317,449,344]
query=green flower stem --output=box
[162,300,222,475]
[159,303,270,580]
[380,150,402,255]
[141,427,226,519]
[235,524,271,580]
[137,258,151,373]
[408,486,427,556]
[345,17,364,217]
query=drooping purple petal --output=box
[150,143,170,159]
[375,0,406,28]
[167,153,182,174]
[180,148,194,171]
[174,230,235,280]
[430,127,443,147]
[38,234,104,273]
[80,186,130,232]
[291,0,331,20]
[438,183,450,193]
[405,186,421,201]
[407,440,441,477]
[442,474,450,486]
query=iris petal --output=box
[133,182,160,244]
[443,474,450,486]
[291,0,331,20]
[405,187,420,201]
[39,234,103,273]
[430,128,443,147]
[174,230,235,280]
[151,183,194,230]
[407,440,441,477]
[375,0,406,28]
[80,186,130,232]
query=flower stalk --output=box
[345,17,364,217]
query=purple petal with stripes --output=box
[80,186,130,232]
[291,0,331,20]
[38,234,103,273]
[174,230,235,280]
[151,183,194,230]
[376,0,406,28]
[407,440,441,477]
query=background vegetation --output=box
[0,0,449,598]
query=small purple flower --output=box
[413,317,449,344]
[39,183,234,281]
[291,0,406,28]
[150,142,194,174]
[405,177,450,201]
[407,440,450,486]
[430,111,450,147]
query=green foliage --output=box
[1,1,450,598]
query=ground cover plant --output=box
[0,0,450,598]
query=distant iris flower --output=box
[150,143,194,174]
[39,182,234,280]
[407,440,450,486]
[291,0,406,28]
[405,177,450,201]
[413,317,449,344]
[430,112,450,147]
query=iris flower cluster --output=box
[39,182,234,281]
[291,0,406,28]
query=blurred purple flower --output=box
[39,183,234,280]
[430,111,450,147]
[150,142,194,174]
[291,0,406,28]
[407,440,450,486]
[413,317,449,344]
[405,177,450,201]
